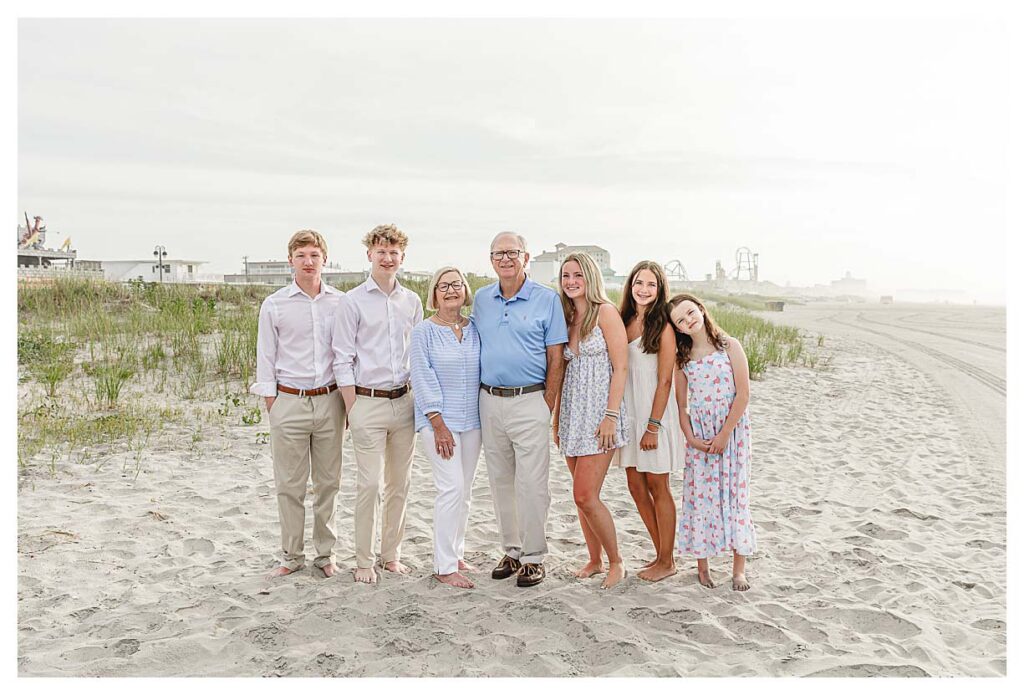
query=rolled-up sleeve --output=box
[332,294,358,387]
[410,326,443,417]
[249,298,279,396]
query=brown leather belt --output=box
[480,382,545,398]
[355,384,410,399]
[277,383,338,397]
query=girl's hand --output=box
[595,416,617,451]
[432,419,456,460]
[686,435,710,453]
[707,431,729,455]
[640,430,659,451]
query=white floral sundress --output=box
[678,345,757,558]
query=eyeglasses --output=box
[437,281,465,292]
[490,249,524,261]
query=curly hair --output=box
[362,224,409,250]
[619,260,669,355]
[667,293,729,367]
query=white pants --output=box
[419,427,481,575]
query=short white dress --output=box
[615,337,683,473]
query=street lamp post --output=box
[153,245,167,283]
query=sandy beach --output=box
[17,302,1005,677]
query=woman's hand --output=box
[595,416,618,451]
[640,430,659,451]
[432,417,456,460]
[707,431,730,455]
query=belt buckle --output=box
[513,386,523,397]
[298,388,307,397]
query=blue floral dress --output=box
[678,344,757,558]
[559,325,629,457]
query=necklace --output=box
[432,313,464,328]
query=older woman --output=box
[409,266,481,588]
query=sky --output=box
[17,17,1008,303]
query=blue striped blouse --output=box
[409,319,481,433]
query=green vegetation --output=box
[17,276,825,479]
[711,305,804,378]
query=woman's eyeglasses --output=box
[437,281,465,292]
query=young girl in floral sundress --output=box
[668,293,756,591]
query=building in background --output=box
[91,258,216,283]
[530,243,617,287]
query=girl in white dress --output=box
[616,261,684,582]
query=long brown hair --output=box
[667,293,729,367]
[619,260,669,355]
[559,252,611,341]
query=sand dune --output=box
[17,302,1005,676]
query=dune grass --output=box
[17,276,818,478]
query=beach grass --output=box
[17,276,816,478]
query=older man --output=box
[471,231,567,587]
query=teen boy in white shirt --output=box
[251,230,346,578]
[333,224,423,584]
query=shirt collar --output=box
[287,279,341,299]
[491,277,535,303]
[364,275,404,296]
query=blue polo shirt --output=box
[471,278,568,387]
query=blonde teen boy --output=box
[333,224,423,584]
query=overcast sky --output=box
[18,17,1006,303]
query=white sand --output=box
[17,302,1005,676]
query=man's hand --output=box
[265,396,276,413]
[544,393,556,413]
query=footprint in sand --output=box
[834,608,922,639]
[183,538,215,556]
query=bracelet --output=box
[648,417,662,426]
[645,426,660,434]
[427,412,441,420]
[604,409,619,420]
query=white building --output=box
[96,258,214,283]
[530,243,615,286]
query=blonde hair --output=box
[558,252,611,341]
[287,230,328,258]
[426,266,473,312]
[362,223,409,250]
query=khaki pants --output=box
[479,389,552,564]
[348,391,416,569]
[269,390,345,570]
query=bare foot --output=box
[638,562,677,582]
[572,560,606,578]
[316,563,338,578]
[696,560,714,588]
[600,562,627,589]
[354,567,377,584]
[732,573,751,591]
[436,571,474,588]
[265,565,300,579]
[383,560,412,575]
[458,559,477,572]
[640,557,657,569]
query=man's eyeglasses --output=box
[437,281,465,292]
[490,250,523,261]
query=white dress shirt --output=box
[332,275,424,389]
[249,280,346,397]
